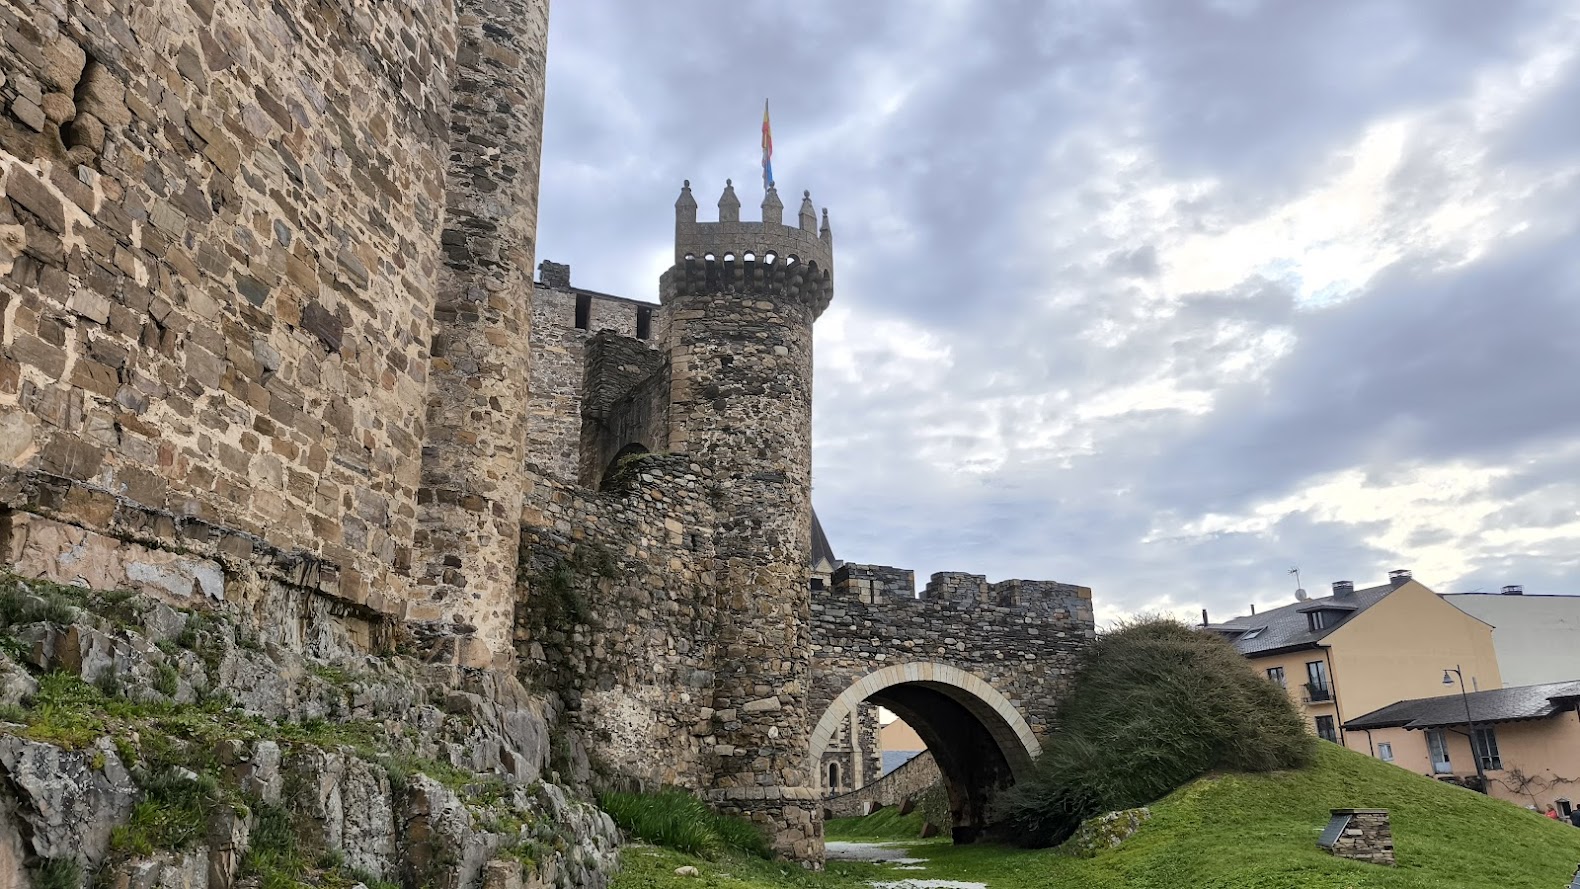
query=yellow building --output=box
[878,717,926,775]
[1207,571,1502,749]
[1344,681,1580,814]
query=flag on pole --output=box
[761,99,775,190]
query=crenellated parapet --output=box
[823,564,1094,620]
[662,180,833,318]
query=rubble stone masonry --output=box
[515,455,718,789]
[0,0,465,618]
[413,0,550,666]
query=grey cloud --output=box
[1152,229,1580,515]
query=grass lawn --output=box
[616,744,1580,889]
[821,806,927,842]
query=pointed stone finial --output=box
[761,185,783,225]
[799,190,817,232]
[718,179,740,223]
[676,179,698,225]
[820,207,832,245]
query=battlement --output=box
[821,564,1092,615]
[667,180,834,316]
[830,564,917,603]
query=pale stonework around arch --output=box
[807,661,1042,779]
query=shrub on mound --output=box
[993,616,1313,846]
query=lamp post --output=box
[1443,665,1488,794]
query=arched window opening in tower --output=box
[600,442,650,490]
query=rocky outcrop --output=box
[1059,807,1151,858]
[0,576,621,889]
[0,735,136,866]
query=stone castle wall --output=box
[816,701,881,795]
[578,331,668,487]
[824,750,941,819]
[410,0,549,664]
[1,0,1094,863]
[515,454,719,789]
[0,0,462,621]
[660,253,825,859]
[525,265,658,485]
[811,566,1095,743]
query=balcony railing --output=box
[1303,684,1333,703]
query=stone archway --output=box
[808,662,1041,842]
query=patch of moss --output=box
[110,768,241,856]
[153,662,180,697]
[526,544,618,629]
[309,663,357,686]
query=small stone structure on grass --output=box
[1318,808,1395,866]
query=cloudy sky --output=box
[535,1,1580,626]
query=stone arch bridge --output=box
[808,563,1095,840]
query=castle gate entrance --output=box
[807,564,1095,841]
[808,662,1040,841]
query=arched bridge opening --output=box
[809,663,1040,843]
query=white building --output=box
[1443,588,1580,687]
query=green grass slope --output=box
[822,806,927,841]
[617,744,1580,889]
[912,743,1580,888]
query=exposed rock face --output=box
[1060,807,1151,858]
[0,735,136,865]
[0,578,621,889]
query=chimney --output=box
[1250,603,1257,616]
[1332,580,1354,598]
[1388,569,1412,589]
[1201,608,1209,627]
[1501,585,1524,596]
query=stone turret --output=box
[412,0,551,666]
[660,179,834,862]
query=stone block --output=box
[6,170,66,234]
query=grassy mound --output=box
[599,790,771,860]
[994,616,1313,845]
[617,745,1580,888]
[913,743,1580,888]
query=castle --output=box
[0,0,1092,865]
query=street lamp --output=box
[1443,665,1488,794]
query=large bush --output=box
[993,617,1314,846]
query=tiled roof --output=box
[1205,583,1395,656]
[810,508,838,569]
[1344,680,1580,731]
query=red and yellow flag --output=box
[762,99,775,190]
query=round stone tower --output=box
[661,180,834,862]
